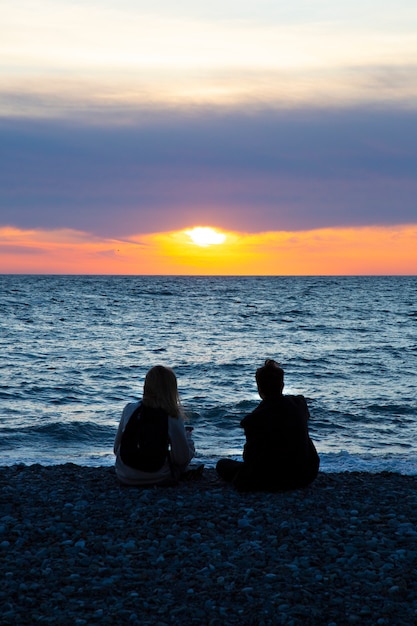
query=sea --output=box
[1,275,416,474]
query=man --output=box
[216,359,320,491]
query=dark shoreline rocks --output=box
[1,464,417,625]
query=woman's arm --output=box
[168,417,195,466]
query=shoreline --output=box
[1,465,417,625]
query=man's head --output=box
[255,359,284,399]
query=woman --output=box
[114,365,195,486]
[216,359,320,492]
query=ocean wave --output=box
[0,421,116,447]
[318,451,417,475]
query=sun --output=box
[185,226,227,247]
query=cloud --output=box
[2,63,417,120]
[2,1,417,118]
[1,245,44,256]
[1,107,416,236]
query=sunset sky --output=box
[1,0,416,274]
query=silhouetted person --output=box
[216,359,319,491]
[114,365,195,486]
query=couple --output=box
[114,360,320,492]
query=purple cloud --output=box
[1,106,416,236]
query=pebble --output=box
[237,517,251,528]
[1,465,417,625]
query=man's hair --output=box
[255,359,284,397]
[143,365,181,418]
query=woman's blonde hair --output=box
[142,365,182,418]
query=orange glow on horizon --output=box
[0,224,416,275]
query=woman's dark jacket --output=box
[235,393,319,491]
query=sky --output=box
[1,0,416,274]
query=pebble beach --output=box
[1,465,417,625]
